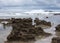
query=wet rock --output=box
[35,27,44,36]
[34,18,40,23]
[52,37,60,43]
[54,13,60,15]
[7,18,36,41]
[35,27,51,36]
[22,34,35,41]
[46,16,48,18]
[55,24,60,31]
[34,18,51,27]
[55,31,60,37]
[7,18,51,42]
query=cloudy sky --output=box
[0,0,60,12]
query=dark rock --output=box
[35,27,44,36]
[54,13,60,15]
[52,37,60,43]
[55,24,60,31]
[7,18,51,42]
[34,18,39,23]
[7,18,36,41]
[46,17,48,18]
[34,18,51,26]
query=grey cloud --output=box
[0,0,60,10]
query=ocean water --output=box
[0,13,60,43]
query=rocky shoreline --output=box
[51,24,60,43]
[5,18,51,43]
[1,17,60,43]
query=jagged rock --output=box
[34,18,51,27]
[46,17,48,18]
[55,24,60,31]
[34,18,40,23]
[35,27,44,36]
[52,37,60,43]
[11,18,32,23]
[7,18,51,42]
[54,13,60,15]
[7,18,36,41]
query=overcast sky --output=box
[0,0,60,12]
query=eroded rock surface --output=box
[52,37,60,43]
[6,18,51,42]
[7,18,35,41]
[34,18,51,27]
[55,24,60,31]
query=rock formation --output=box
[55,24,60,31]
[52,37,60,43]
[6,18,51,42]
[52,24,60,43]
[54,13,60,15]
[34,18,51,27]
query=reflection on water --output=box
[0,14,60,43]
[0,23,12,43]
[3,24,6,29]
